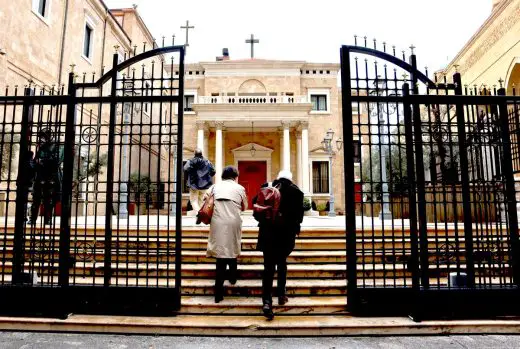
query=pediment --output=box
[232,143,273,153]
[310,146,327,154]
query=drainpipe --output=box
[58,0,70,86]
[100,9,108,76]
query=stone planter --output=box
[318,211,328,216]
[304,210,319,217]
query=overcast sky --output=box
[104,0,492,72]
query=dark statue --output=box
[28,129,63,225]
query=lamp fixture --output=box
[250,121,256,157]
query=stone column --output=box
[196,121,205,153]
[279,128,284,170]
[215,122,224,183]
[296,130,302,188]
[301,121,310,194]
[282,121,291,171]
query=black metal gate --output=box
[341,40,520,318]
[0,45,185,316]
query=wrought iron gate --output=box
[341,41,520,318]
[0,45,185,316]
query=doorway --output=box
[238,161,267,208]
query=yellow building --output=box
[441,0,520,93]
[170,51,353,213]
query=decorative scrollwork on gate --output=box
[73,240,98,263]
[81,126,99,144]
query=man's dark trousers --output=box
[262,249,288,304]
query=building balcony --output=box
[197,95,308,105]
[191,95,313,118]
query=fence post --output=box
[12,88,33,285]
[104,53,120,287]
[402,83,420,292]
[174,46,186,310]
[340,46,358,312]
[410,54,430,290]
[453,72,475,287]
[497,87,520,286]
[58,72,77,288]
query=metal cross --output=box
[181,20,195,47]
[245,34,260,59]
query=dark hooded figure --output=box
[29,129,62,225]
[255,170,304,320]
[183,149,216,213]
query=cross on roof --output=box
[181,20,195,47]
[245,34,260,59]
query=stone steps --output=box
[1,314,520,336]
[180,296,347,315]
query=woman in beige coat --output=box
[206,166,247,303]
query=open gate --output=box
[341,41,520,318]
[0,45,185,316]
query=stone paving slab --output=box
[1,332,520,348]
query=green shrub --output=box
[303,197,311,211]
[316,202,328,212]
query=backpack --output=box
[253,183,281,224]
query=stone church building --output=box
[171,52,351,212]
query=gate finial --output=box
[382,42,387,52]
[498,78,504,88]
[354,35,358,46]
[69,64,76,73]
[409,45,416,55]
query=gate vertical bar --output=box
[453,72,475,287]
[104,53,120,287]
[340,46,358,311]
[58,72,77,287]
[497,87,520,285]
[410,54,430,289]
[402,83,420,291]
[174,46,185,310]
[12,89,33,284]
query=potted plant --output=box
[128,173,156,215]
[316,202,328,216]
[72,151,108,216]
[303,197,318,216]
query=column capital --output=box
[196,120,208,130]
[215,121,225,130]
[281,121,291,129]
[299,121,309,130]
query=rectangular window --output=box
[353,140,361,163]
[144,82,151,114]
[312,161,330,194]
[33,0,49,18]
[311,94,327,111]
[83,23,93,59]
[184,95,195,112]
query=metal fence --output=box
[0,45,185,316]
[341,42,520,318]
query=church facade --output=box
[171,52,357,213]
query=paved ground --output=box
[1,333,520,349]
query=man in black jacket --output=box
[256,170,304,320]
[183,149,216,213]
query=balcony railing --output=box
[197,96,308,105]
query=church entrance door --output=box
[238,161,267,209]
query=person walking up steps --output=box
[183,149,216,216]
[254,170,304,320]
[206,166,247,303]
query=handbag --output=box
[197,187,215,225]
